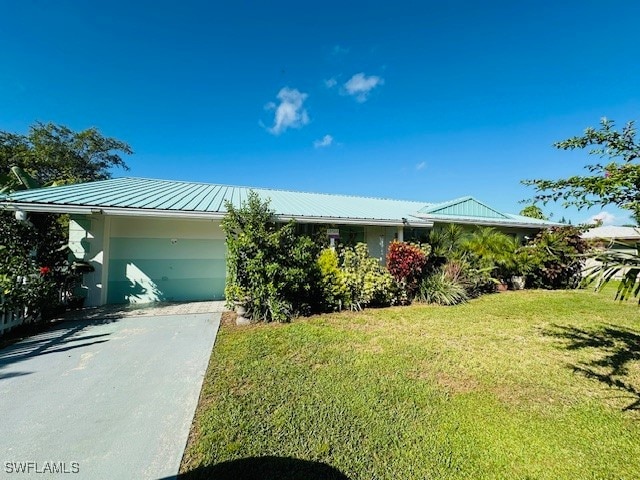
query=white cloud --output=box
[265,87,309,135]
[343,72,384,102]
[313,134,334,148]
[587,211,617,226]
[416,161,426,171]
[332,45,349,56]
[324,77,338,88]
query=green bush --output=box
[523,226,589,289]
[317,248,349,311]
[340,243,398,310]
[222,192,322,323]
[0,211,67,320]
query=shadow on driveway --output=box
[0,317,119,375]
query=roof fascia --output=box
[1,202,434,227]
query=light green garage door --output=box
[106,218,226,304]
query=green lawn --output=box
[180,289,640,480]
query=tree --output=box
[0,122,132,189]
[522,118,640,219]
[523,118,640,301]
[0,123,131,321]
[519,205,548,220]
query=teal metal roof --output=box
[1,177,429,224]
[420,196,509,219]
[0,177,558,228]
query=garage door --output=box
[106,218,226,304]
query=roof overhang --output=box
[416,214,559,229]
[1,201,434,227]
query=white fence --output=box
[0,305,27,336]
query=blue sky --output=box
[2,1,639,224]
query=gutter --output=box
[416,214,562,229]
[0,201,434,227]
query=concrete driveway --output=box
[0,303,222,479]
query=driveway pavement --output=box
[0,304,222,479]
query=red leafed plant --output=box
[386,241,429,296]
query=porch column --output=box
[397,226,404,242]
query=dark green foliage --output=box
[427,225,520,295]
[522,226,589,289]
[0,123,131,322]
[0,212,67,319]
[222,192,322,322]
[523,118,640,223]
[0,122,132,187]
[519,205,548,220]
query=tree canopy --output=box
[519,205,548,220]
[0,122,131,190]
[522,118,640,222]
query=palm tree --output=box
[584,241,640,303]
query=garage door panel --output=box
[107,277,225,304]
[106,236,226,304]
[109,237,225,260]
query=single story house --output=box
[0,177,555,306]
[582,225,640,279]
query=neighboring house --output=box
[0,177,556,306]
[582,225,640,279]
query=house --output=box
[0,177,555,306]
[582,225,640,278]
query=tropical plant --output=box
[317,248,349,311]
[461,227,518,282]
[427,224,466,262]
[0,123,131,322]
[416,270,468,306]
[386,241,430,299]
[522,226,589,289]
[583,242,640,303]
[340,243,398,310]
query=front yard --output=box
[181,289,639,479]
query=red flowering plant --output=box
[0,211,67,321]
[386,241,430,301]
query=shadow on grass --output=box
[543,323,640,411]
[174,456,352,480]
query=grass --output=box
[180,289,640,479]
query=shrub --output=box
[317,248,349,311]
[386,241,430,298]
[340,243,398,310]
[0,211,68,320]
[222,192,322,322]
[523,226,589,289]
[460,227,518,283]
[416,270,468,306]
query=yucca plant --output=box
[416,270,468,306]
